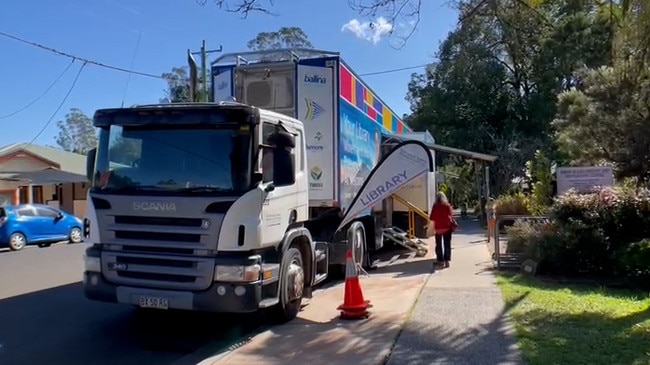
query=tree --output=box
[247,27,313,62]
[55,108,97,155]
[247,26,313,51]
[161,66,209,103]
[161,67,190,103]
[404,0,617,194]
[553,1,650,185]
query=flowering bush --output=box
[552,187,650,251]
[506,187,650,283]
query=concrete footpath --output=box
[197,252,432,364]
[387,220,523,365]
[191,219,522,365]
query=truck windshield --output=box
[92,124,252,196]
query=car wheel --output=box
[9,233,27,251]
[69,227,83,244]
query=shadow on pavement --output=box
[0,282,261,365]
[201,293,527,365]
[386,292,528,365]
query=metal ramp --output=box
[382,226,428,258]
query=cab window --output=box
[261,122,296,184]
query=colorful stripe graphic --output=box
[338,63,411,134]
[304,98,325,121]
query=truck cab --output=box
[83,102,324,322]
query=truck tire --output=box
[270,247,304,323]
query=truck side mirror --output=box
[86,148,97,182]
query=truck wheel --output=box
[271,247,304,323]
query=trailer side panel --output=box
[296,57,338,204]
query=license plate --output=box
[139,296,169,309]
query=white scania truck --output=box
[82,48,435,322]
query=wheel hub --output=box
[286,262,304,301]
[11,235,25,249]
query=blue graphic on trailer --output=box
[304,98,325,121]
[339,99,381,210]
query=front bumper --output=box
[83,271,262,313]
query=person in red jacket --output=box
[429,191,454,268]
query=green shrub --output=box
[496,193,531,216]
[614,239,650,289]
[496,193,532,230]
[535,187,650,282]
[505,219,544,254]
[526,150,553,215]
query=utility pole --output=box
[189,40,223,102]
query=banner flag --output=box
[336,140,434,233]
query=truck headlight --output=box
[214,264,261,282]
[83,254,101,272]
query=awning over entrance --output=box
[382,132,498,162]
[0,168,88,184]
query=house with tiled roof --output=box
[0,142,89,217]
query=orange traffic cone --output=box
[337,249,372,319]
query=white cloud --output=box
[341,17,393,45]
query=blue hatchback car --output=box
[0,204,84,251]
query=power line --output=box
[0,30,164,80]
[359,64,429,77]
[0,59,77,119]
[121,30,144,107]
[27,62,88,148]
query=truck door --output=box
[260,121,298,246]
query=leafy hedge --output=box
[505,187,650,288]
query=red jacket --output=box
[430,202,453,234]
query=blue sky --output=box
[0,0,457,148]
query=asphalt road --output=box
[0,243,260,365]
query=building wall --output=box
[0,150,89,217]
[0,154,52,172]
[0,180,21,206]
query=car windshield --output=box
[92,124,252,196]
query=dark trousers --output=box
[435,231,452,262]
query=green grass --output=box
[496,273,650,365]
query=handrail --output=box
[391,194,430,221]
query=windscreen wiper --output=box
[101,185,172,192]
[176,186,233,194]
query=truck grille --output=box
[96,211,224,291]
[115,215,203,227]
[101,251,213,290]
